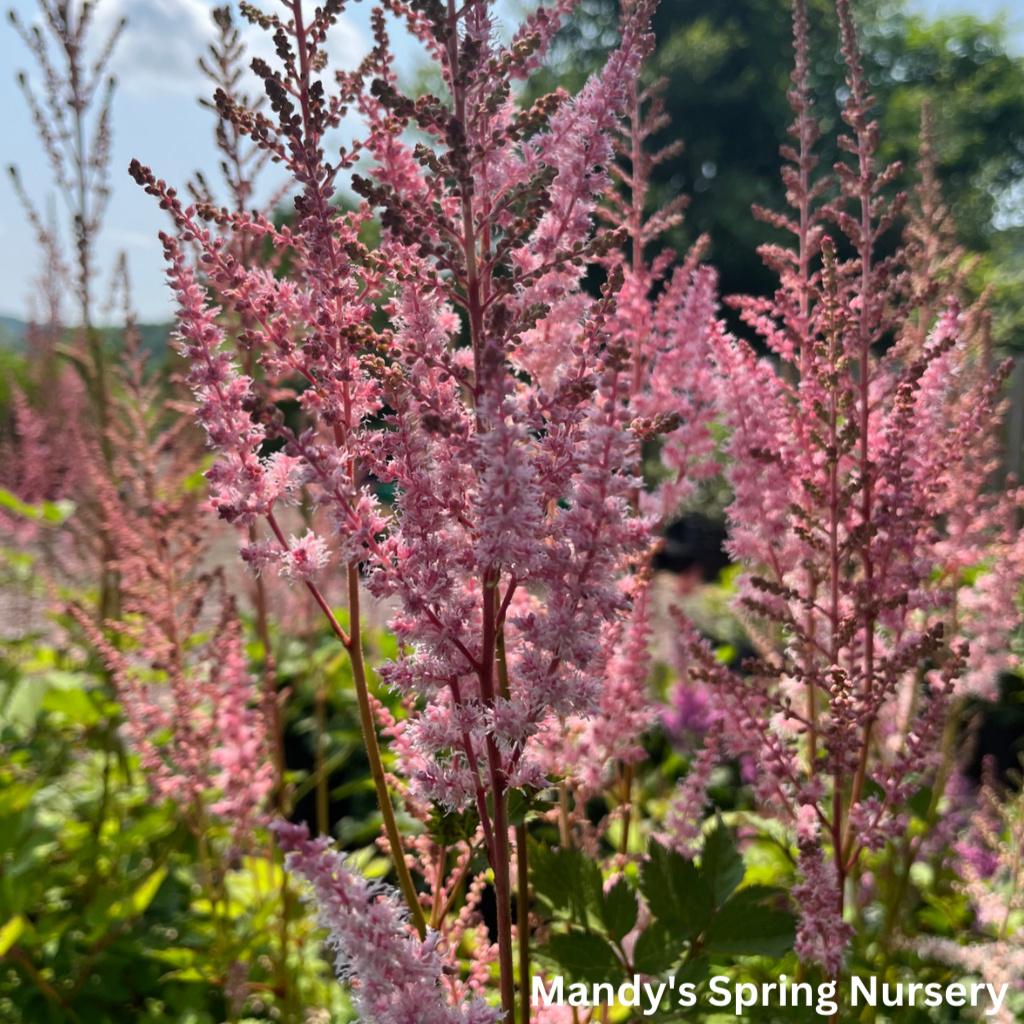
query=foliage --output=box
[533,0,1024,348]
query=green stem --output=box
[618,763,633,857]
[265,512,423,937]
[558,781,572,848]
[346,562,428,939]
[194,800,232,1012]
[8,946,83,1023]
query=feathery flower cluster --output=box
[547,11,721,811]
[915,763,1024,1024]
[128,0,1024,1007]
[84,585,274,842]
[276,822,501,1024]
[0,381,83,548]
[75,351,274,841]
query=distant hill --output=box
[0,316,26,349]
[0,315,174,357]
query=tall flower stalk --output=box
[132,0,665,1015]
[8,0,127,619]
[122,0,1024,1015]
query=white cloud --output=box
[106,227,163,248]
[91,0,366,100]
[93,0,217,98]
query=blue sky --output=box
[0,0,1021,324]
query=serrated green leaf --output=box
[702,818,745,908]
[632,921,679,975]
[703,887,795,957]
[601,877,638,941]
[529,840,603,926]
[640,841,711,941]
[543,930,623,985]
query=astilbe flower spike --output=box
[73,344,274,844]
[277,822,501,1024]
[665,0,1023,978]
[916,760,1024,1024]
[536,2,721,851]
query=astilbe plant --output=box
[277,821,501,1024]
[895,104,1024,705]
[6,0,131,622]
[7,0,122,331]
[129,0,677,1016]
[61,334,294,1012]
[664,0,1024,981]
[73,338,275,846]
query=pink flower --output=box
[280,530,331,583]
[277,823,501,1024]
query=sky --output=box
[0,0,1022,325]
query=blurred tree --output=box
[528,0,1024,347]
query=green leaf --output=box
[862,777,885,802]
[600,877,638,942]
[0,914,26,956]
[907,785,933,820]
[159,967,209,983]
[702,817,745,908]
[543,930,623,985]
[675,956,709,987]
[506,788,552,827]
[108,866,168,920]
[529,840,603,926]
[426,803,480,846]
[41,687,101,727]
[631,921,679,975]
[147,947,197,968]
[0,488,74,525]
[640,841,711,941]
[704,886,795,957]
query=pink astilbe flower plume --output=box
[917,761,1024,1024]
[277,822,501,1024]
[81,582,274,845]
[73,341,274,843]
[543,0,722,849]
[894,102,1024,701]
